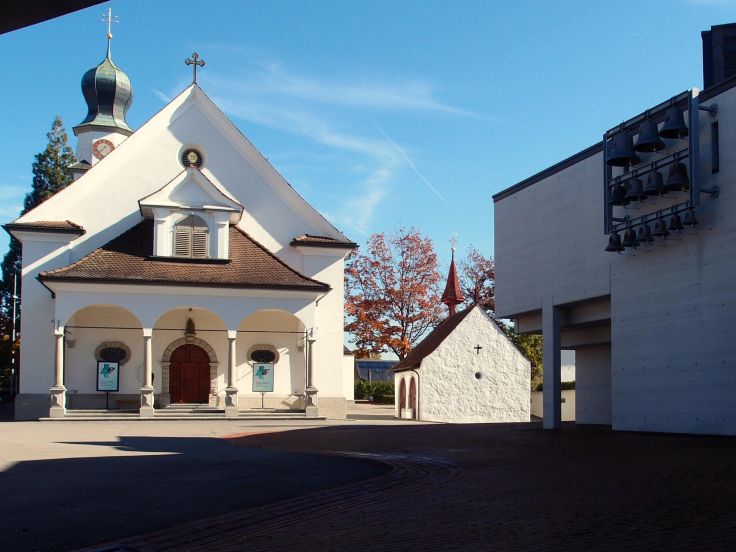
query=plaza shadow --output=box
[2,433,389,552]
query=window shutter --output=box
[174,227,191,257]
[173,214,209,258]
[192,228,208,258]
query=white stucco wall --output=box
[13,85,351,419]
[400,307,530,424]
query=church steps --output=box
[39,408,322,421]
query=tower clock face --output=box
[92,139,115,160]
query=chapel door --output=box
[170,344,210,403]
[399,379,406,416]
[409,377,417,419]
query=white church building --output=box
[7,35,356,420]
[391,254,530,423]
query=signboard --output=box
[96,361,120,392]
[252,363,274,392]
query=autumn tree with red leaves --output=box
[459,246,495,314]
[345,228,442,360]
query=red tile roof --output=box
[40,221,330,291]
[4,220,85,235]
[291,234,357,249]
[441,256,464,314]
[390,306,475,372]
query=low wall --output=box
[530,390,576,421]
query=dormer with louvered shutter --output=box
[138,166,243,260]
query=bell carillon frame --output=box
[603,89,719,251]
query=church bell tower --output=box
[71,8,133,179]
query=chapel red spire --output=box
[441,246,464,317]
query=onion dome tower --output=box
[441,241,465,317]
[71,8,133,177]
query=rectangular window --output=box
[711,122,720,174]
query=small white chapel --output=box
[6,22,356,420]
[391,251,530,423]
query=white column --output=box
[224,330,238,417]
[49,326,66,418]
[543,300,562,429]
[139,328,154,417]
[305,329,318,417]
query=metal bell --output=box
[607,132,637,167]
[622,228,639,248]
[659,106,688,139]
[652,218,670,237]
[643,169,666,196]
[669,213,684,232]
[609,184,628,206]
[624,178,646,202]
[683,208,698,226]
[664,162,689,192]
[634,119,665,153]
[636,224,654,244]
[605,232,624,253]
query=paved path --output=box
[86,422,736,552]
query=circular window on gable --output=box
[181,148,204,168]
[247,344,280,364]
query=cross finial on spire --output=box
[101,7,119,58]
[185,52,206,84]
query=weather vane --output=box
[185,52,205,84]
[101,7,119,53]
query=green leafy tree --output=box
[0,117,75,392]
[502,324,543,390]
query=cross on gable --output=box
[185,52,206,84]
[474,344,483,354]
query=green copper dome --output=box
[74,47,133,135]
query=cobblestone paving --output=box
[84,423,736,552]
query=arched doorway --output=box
[409,377,417,419]
[170,344,210,403]
[399,379,407,417]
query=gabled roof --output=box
[40,220,330,292]
[291,234,358,249]
[390,306,475,372]
[4,220,85,235]
[138,167,243,224]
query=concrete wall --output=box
[575,345,611,425]
[495,84,736,435]
[531,390,575,421]
[417,307,530,423]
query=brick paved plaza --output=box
[87,419,736,552]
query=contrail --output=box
[374,123,447,204]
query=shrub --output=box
[534,381,575,392]
[354,380,395,402]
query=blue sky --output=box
[0,0,733,271]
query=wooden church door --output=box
[170,344,210,403]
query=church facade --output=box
[7,40,356,420]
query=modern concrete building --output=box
[7,28,356,420]
[493,23,736,435]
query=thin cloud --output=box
[374,123,447,204]
[152,88,172,103]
